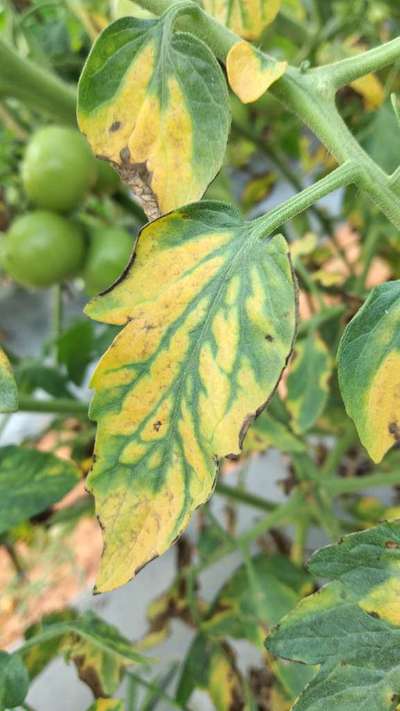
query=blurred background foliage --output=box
[1,1,400,709]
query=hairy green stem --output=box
[315,36,400,89]
[253,161,357,236]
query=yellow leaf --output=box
[227,41,287,103]
[203,0,282,39]
[85,202,296,591]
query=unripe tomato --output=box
[3,211,86,288]
[94,160,121,195]
[84,226,133,295]
[21,126,97,213]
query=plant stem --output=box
[187,493,306,579]
[232,118,334,234]
[51,284,63,365]
[316,36,400,89]
[136,0,400,228]
[0,37,76,124]
[325,470,400,495]
[252,161,358,236]
[291,453,341,539]
[215,481,277,512]
[321,427,355,477]
[297,304,345,335]
[2,538,26,579]
[18,396,88,416]
[126,672,190,711]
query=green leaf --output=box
[22,610,148,698]
[362,101,400,174]
[77,13,230,218]
[243,410,305,454]
[286,332,333,434]
[203,553,312,646]
[267,519,400,711]
[0,347,18,413]
[17,362,73,398]
[58,319,95,386]
[0,445,80,534]
[84,201,297,591]
[337,281,400,463]
[203,0,282,39]
[0,652,29,709]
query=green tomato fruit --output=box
[21,126,97,213]
[94,160,121,195]
[3,211,86,288]
[84,226,133,295]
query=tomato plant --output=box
[2,1,400,710]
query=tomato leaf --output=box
[176,634,245,709]
[177,553,314,707]
[203,0,282,39]
[202,553,312,645]
[287,332,333,434]
[84,201,297,592]
[267,520,400,711]
[77,14,230,218]
[337,281,400,462]
[227,41,287,103]
[22,611,147,698]
[244,410,305,454]
[0,652,29,709]
[0,347,18,413]
[0,445,80,534]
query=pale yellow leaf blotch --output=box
[350,73,384,110]
[204,0,281,39]
[359,576,400,626]
[362,351,400,463]
[227,41,287,104]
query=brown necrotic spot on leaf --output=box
[109,121,122,132]
[116,148,160,220]
[389,422,400,442]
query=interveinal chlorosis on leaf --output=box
[77,13,230,219]
[227,41,287,103]
[0,346,18,413]
[337,280,400,463]
[85,201,297,592]
[267,519,400,711]
[202,0,282,39]
[286,332,332,434]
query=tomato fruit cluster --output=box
[2,126,132,293]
